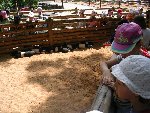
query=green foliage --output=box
[0,0,38,10]
[0,0,13,9]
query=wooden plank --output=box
[0,27,48,37]
[103,89,112,113]
[52,27,112,34]
[90,84,112,113]
[0,34,49,47]
[0,33,48,42]
[0,40,50,51]
[53,36,108,44]
[52,33,110,41]
[0,17,120,54]
[91,84,108,110]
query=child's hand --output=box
[101,71,115,89]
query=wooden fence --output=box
[0,17,120,54]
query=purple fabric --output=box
[112,41,132,50]
[111,22,142,54]
[0,11,8,19]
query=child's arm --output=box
[100,55,121,89]
[100,64,115,90]
[100,56,120,70]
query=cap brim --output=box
[111,64,129,84]
[111,64,136,94]
[111,41,136,54]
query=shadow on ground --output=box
[0,54,12,62]
[26,53,104,113]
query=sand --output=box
[0,45,112,113]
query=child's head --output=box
[0,10,8,19]
[126,13,135,22]
[108,9,113,16]
[117,8,122,18]
[91,10,97,17]
[111,55,150,108]
[37,7,42,13]
[134,15,146,29]
[139,8,143,14]
[28,12,35,21]
[111,22,142,57]
[79,9,85,17]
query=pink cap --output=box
[111,22,142,54]
[0,11,8,19]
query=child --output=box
[126,12,135,22]
[0,10,9,24]
[77,9,86,28]
[26,11,36,22]
[111,55,150,113]
[138,8,144,17]
[108,8,113,17]
[134,15,150,49]
[87,11,99,28]
[117,8,122,18]
[100,22,143,113]
[101,22,142,68]
[37,7,43,19]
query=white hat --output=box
[86,110,103,113]
[111,55,150,99]
[28,12,34,17]
[37,7,42,13]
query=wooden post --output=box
[61,0,64,8]
[89,0,90,6]
[47,18,53,46]
[100,0,101,8]
[103,89,112,113]
[118,0,121,8]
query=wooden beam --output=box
[100,0,101,8]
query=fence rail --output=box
[0,17,120,54]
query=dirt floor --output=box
[0,44,112,113]
[74,1,149,12]
[1,1,149,113]
[0,1,149,112]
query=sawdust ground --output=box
[0,44,112,113]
